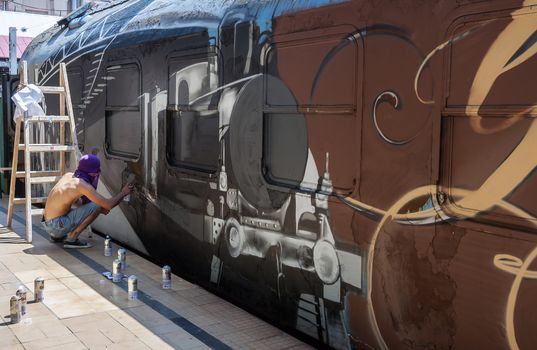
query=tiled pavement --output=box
[0,199,313,350]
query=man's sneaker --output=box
[63,239,92,249]
[49,236,64,243]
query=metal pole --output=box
[0,75,6,194]
[70,0,78,13]
[8,27,17,77]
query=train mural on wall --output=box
[16,0,537,348]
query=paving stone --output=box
[0,198,312,350]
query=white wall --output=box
[0,11,60,37]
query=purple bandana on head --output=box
[74,154,101,204]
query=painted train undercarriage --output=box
[16,0,537,348]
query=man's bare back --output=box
[44,173,84,221]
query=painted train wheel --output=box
[229,75,308,211]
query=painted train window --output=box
[441,10,537,228]
[263,27,360,192]
[105,63,141,159]
[166,53,219,173]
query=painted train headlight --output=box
[313,240,340,284]
[225,218,244,258]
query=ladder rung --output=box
[30,208,45,216]
[16,171,62,178]
[26,116,70,123]
[29,176,62,184]
[13,197,48,204]
[38,86,65,94]
[18,144,77,152]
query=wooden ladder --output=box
[6,61,80,243]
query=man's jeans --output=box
[42,202,100,239]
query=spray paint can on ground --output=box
[118,248,127,271]
[10,296,21,324]
[112,259,123,283]
[104,236,112,257]
[128,275,138,300]
[34,277,44,302]
[16,286,27,315]
[162,265,171,289]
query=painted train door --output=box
[266,25,363,349]
[226,24,363,348]
[152,46,221,278]
[91,53,149,252]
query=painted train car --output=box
[18,0,537,348]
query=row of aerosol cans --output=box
[9,277,45,324]
[104,236,172,300]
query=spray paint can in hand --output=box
[162,265,172,289]
[104,236,112,257]
[10,296,21,324]
[34,277,44,302]
[118,248,127,270]
[123,175,135,203]
[112,259,123,283]
[16,286,27,315]
[128,275,138,300]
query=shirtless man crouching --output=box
[42,154,133,249]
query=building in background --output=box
[1,0,86,17]
[0,0,91,71]
[0,0,88,193]
[0,10,63,99]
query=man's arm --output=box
[77,180,132,211]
